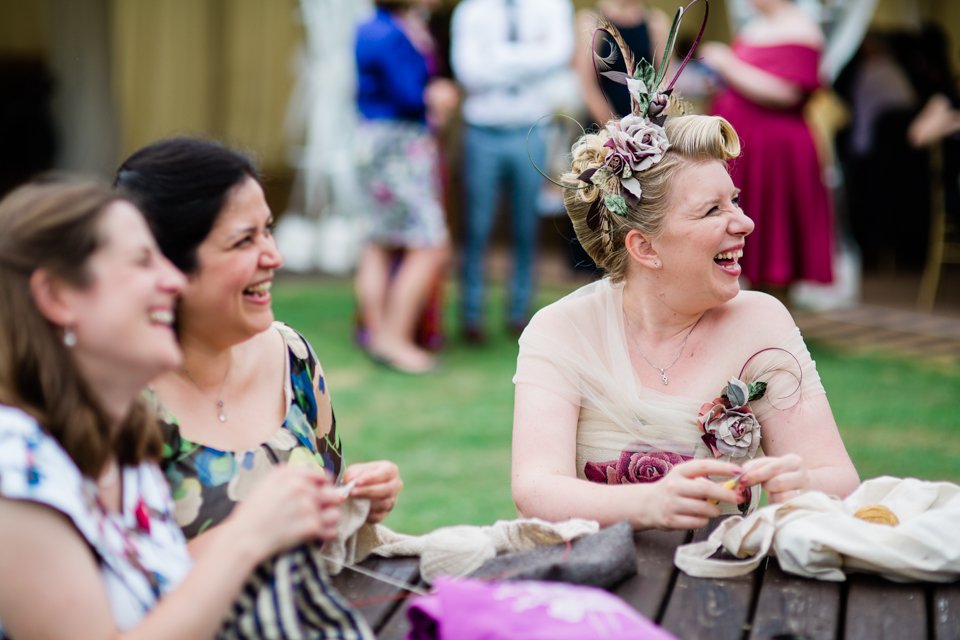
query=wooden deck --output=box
[331,519,960,639]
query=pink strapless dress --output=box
[711,42,834,287]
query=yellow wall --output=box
[111,0,302,170]
[0,0,48,55]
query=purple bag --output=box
[406,578,676,640]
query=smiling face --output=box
[177,177,283,348]
[67,201,185,388]
[650,159,754,307]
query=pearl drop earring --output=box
[63,327,77,348]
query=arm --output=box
[451,0,574,93]
[0,466,340,640]
[908,93,960,147]
[313,353,403,524]
[512,382,743,530]
[699,41,806,109]
[732,295,860,501]
[739,392,860,502]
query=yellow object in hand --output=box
[708,476,741,505]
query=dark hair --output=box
[115,137,258,274]
[0,178,162,477]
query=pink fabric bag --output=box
[405,578,676,640]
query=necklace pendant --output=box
[217,400,227,423]
[659,369,669,385]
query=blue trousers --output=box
[461,124,546,327]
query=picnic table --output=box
[331,518,960,639]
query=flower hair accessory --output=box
[576,0,711,215]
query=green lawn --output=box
[273,276,960,535]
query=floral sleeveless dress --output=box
[156,322,344,539]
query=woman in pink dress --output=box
[701,0,833,294]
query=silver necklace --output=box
[180,359,232,423]
[627,316,702,385]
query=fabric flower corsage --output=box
[697,378,766,459]
[584,449,692,485]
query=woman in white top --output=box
[0,180,343,638]
[512,111,859,530]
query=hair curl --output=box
[562,114,741,281]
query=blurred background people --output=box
[451,0,575,343]
[702,0,834,300]
[353,0,457,374]
[575,0,669,128]
[564,0,670,277]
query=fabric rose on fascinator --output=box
[697,378,765,459]
[602,115,671,202]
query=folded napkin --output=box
[675,476,960,582]
[322,497,601,584]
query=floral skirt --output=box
[356,119,448,248]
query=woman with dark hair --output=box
[0,179,344,637]
[115,137,402,542]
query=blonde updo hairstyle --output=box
[562,114,740,282]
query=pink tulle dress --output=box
[710,42,834,287]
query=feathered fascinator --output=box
[573,0,711,220]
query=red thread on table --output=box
[351,591,420,608]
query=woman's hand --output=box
[740,454,810,503]
[343,460,403,524]
[699,42,733,77]
[226,466,341,560]
[639,459,744,530]
[425,78,460,130]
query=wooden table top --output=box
[330,520,960,639]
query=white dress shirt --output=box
[451,0,575,127]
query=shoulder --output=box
[646,6,671,35]
[523,280,615,348]
[272,322,326,389]
[452,0,483,20]
[273,321,311,357]
[722,289,794,323]
[0,405,92,531]
[742,10,823,49]
[357,11,407,54]
[0,403,41,439]
[712,290,799,348]
[781,7,824,47]
[575,8,599,31]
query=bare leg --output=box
[354,244,392,346]
[371,243,450,373]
